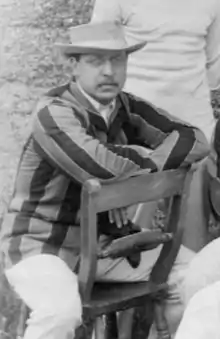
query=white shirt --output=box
[92,0,220,140]
[76,82,116,125]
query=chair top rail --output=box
[83,168,188,213]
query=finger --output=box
[108,210,114,223]
[120,207,128,225]
[113,209,122,228]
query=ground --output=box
[0,0,220,337]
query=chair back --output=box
[78,168,194,302]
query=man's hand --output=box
[108,207,128,228]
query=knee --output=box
[56,290,82,327]
[31,289,82,329]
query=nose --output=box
[102,60,114,76]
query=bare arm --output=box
[91,0,122,23]
[206,0,220,90]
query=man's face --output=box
[72,51,128,104]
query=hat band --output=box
[68,38,128,51]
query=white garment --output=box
[5,254,82,339]
[91,0,220,140]
[175,237,220,339]
[175,281,220,339]
[182,237,220,305]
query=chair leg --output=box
[104,312,118,339]
[75,316,94,339]
[154,293,171,339]
[131,302,154,339]
[16,302,29,339]
[94,316,105,339]
[117,309,134,339]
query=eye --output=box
[88,56,104,66]
[112,54,126,63]
[113,55,122,61]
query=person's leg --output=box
[5,254,82,339]
[181,160,210,252]
[96,244,195,338]
[129,157,210,249]
[175,281,220,339]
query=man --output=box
[0,21,209,339]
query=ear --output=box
[69,56,80,77]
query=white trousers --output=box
[6,254,82,339]
[5,244,194,339]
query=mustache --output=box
[98,82,119,87]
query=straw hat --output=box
[56,21,146,56]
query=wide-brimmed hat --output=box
[55,21,147,56]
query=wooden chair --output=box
[16,168,194,339]
[77,167,194,339]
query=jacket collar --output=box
[75,81,116,117]
[45,82,130,133]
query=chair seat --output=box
[83,281,167,317]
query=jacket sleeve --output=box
[32,103,158,184]
[205,0,220,90]
[126,93,210,170]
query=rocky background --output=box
[0,1,93,337]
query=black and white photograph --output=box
[0,0,220,338]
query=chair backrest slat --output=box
[79,184,98,301]
[150,169,194,283]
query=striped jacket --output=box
[0,82,209,269]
